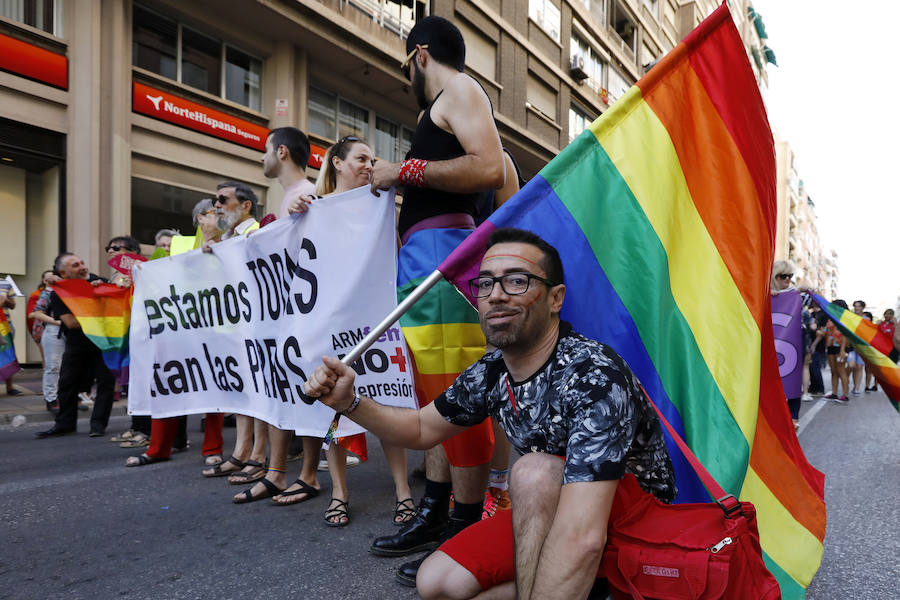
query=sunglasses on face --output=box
[106,244,125,252]
[214,195,230,206]
[776,273,792,280]
[401,44,428,81]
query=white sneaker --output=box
[801,393,813,401]
[317,455,362,471]
[78,392,95,408]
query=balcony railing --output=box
[343,0,418,39]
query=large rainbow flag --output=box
[435,4,824,596]
[53,279,131,383]
[812,293,900,413]
[0,309,20,381]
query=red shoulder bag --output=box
[599,392,782,600]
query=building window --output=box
[529,0,561,43]
[309,84,413,161]
[181,27,220,94]
[526,73,557,121]
[132,4,263,111]
[346,0,424,39]
[570,33,605,95]
[610,1,637,61]
[607,64,632,103]
[576,0,607,28]
[569,103,593,143]
[0,0,62,36]
[642,0,659,20]
[457,19,497,81]
[225,46,262,109]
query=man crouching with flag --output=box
[305,228,676,599]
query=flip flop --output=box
[202,455,245,477]
[272,478,320,506]
[227,460,267,485]
[233,478,284,504]
[119,434,149,448]
[203,454,223,466]
[125,454,170,467]
[324,498,350,527]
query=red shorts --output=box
[419,391,494,468]
[438,507,516,589]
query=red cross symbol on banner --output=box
[390,347,407,372]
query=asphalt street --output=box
[1,387,898,599]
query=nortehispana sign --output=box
[132,81,269,151]
[128,186,415,437]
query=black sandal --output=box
[324,498,350,527]
[233,478,284,504]
[393,497,416,526]
[227,460,267,485]
[202,455,245,477]
[272,478,320,506]
[126,454,170,467]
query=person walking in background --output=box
[25,271,52,363]
[0,275,21,395]
[28,270,64,412]
[770,260,802,427]
[807,303,826,397]
[847,300,867,394]
[824,299,851,404]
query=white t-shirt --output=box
[277,178,316,219]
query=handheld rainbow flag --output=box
[812,293,900,413]
[53,279,132,383]
[0,309,20,381]
[433,4,824,597]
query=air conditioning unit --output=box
[570,54,589,81]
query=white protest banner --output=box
[128,186,416,437]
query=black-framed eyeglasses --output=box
[776,273,793,280]
[401,44,428,81]
[468,272,557,298]
[106,244,125,252]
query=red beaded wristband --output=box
[399,158,428,187]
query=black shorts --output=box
[826,346,840,356]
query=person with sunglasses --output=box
[770,260,805,427]
[304,228,675,599]
[366,15,508,585]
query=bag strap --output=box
[639,385,744,518]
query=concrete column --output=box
[99,0,133,240]
[66,0,103,268]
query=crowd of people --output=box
[3,15,896,600]
[770,259,899,429]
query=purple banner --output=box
[771,289,803,399]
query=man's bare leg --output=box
[202,413,252,476]
[272,436,321,504]
[418,551,515,600]
[510,453,564,600]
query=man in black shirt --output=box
[36,253,117,438]
[305,229,675,599]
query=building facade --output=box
[0,0,771,364]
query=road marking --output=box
[797,398,827,436]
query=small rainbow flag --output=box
[437,5,824,596]
[0,309,20,381]
[812,293,900,413]
[53,279,131,383]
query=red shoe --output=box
[482,487,511,520]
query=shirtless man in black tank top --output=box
[368,16,507,588]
